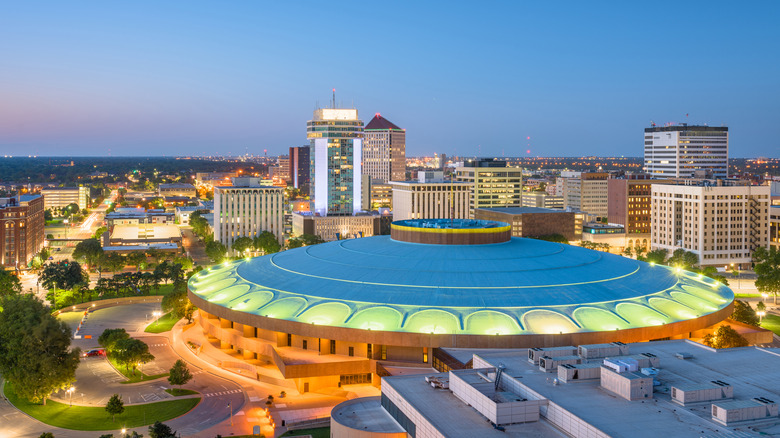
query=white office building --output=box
[391,181,471,221]
[213,178,284,253]
[650,180,769,267]
[644,124,729,179]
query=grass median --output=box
[106,355,169,384]
[145,312,181,333]
[3,381,199,431]
[165,388,198,396]
[761,314,780,336]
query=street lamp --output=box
[67,386,75,406]
[758,311,766,323]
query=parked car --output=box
[83,348,106,357]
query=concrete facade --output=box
[455,160,523,218]
[41,186,89,210]
[390,181,470,221]
[644,125,729,179]
[650,180,770,267]
[213,178,284,253]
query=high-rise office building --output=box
[214,178,284,254]
[307,107,364,215]
[455,159,523,218]
[289,146,310,194]
[650,179,769,267]
[644,124,729,179]
[362,114,406,183]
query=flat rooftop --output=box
[383,373,562,437]
[472,340,780,437]
[393,219,508,230]
[110,224,181,240]
[478,207,570,214]
[331,397,406,434]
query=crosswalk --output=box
[204,389,242,397]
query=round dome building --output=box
[189,219,733,392]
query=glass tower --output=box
[307,108,364,216]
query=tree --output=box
[105,394,125,422]
[754,247,780,304]
[0,270,22,296]
[100,252,126,274]
[531,234,569,244]
[232,236,254,256]
[44,209,53,221]
[205,240,227,263]
[148,421,176,438]
[702,325,749,349]
[92,225,108,240]
[757,301,766,313]
[287,234,324,249]
[167,359,193,391]
[666,249,700,271]
[0,294,80,405]
[254,231,281,254]
[644,249,668,265]
[39,433,54,438]
[98,328,130,353]
[39,260,88,309]
[72,238,104,268]
[730,300,760,326]
[114,337,154,375]
[126,251,147,272]
[162,286,195,323]
[622,246,634,258]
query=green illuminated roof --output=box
[188,237,733,335]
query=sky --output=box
[1,1,778,158]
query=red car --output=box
[83,348,106,357]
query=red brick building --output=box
[1,195,45,269]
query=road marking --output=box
[204,389,242,397]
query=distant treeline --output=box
[0,157,259,184]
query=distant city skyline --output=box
[1,2,778,158]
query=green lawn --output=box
[145,312,181,333]
[735,293,763,298]
[760,314,780,336]
[3,381,199,431]
[107,355,169,384]
[281,427,330,438]
[165,388,198,396]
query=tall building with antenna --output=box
[307,90,364,215]
[362,113,406,183]
[644,124,729,179]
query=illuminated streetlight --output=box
[67,386,75,406]
[758,311,766,323]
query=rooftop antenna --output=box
[332,88,336,109]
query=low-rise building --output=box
[475,207,584,241]
[292,211,388,241]
[333,340,780,438]
[157,183,197,199]
[41,186,89,210]
[522,192,563,209]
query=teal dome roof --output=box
[189,237,733,335]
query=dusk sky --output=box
[1,2,778,158]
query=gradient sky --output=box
[1,2,778,158]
